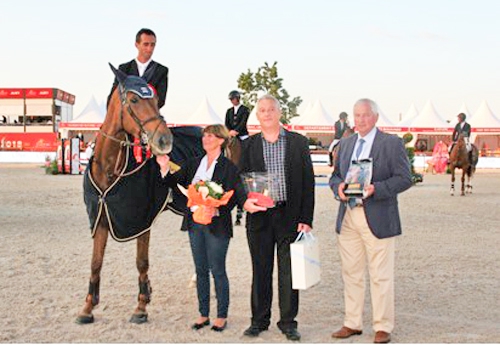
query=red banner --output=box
[0,133,58,151]
[59,122,102,129]
[0,88,24,98]
[25,88,54,99]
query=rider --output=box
[224,90,250,226]
[107,28,169,163]
[328,112,350,166]
[225,90,250,142]
[449,113,472,154]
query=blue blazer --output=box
[329,129,412,239]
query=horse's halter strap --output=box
[98,76,166,178]
[117,78,164,144]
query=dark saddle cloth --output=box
[83,126,204,242]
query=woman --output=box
[157,124,246,332]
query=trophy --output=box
[241,172,275,207]
[344,159,373,198]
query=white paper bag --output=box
[290,232,321,290]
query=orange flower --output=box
[178,183,234,225]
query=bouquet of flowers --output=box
[177,180,234,225]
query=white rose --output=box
[208,181,224,194]
[198,186,209,200]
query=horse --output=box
[76,64,173,324]
[449,134,479,196]
[329,126,355,169]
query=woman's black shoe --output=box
[211,321,227,332]
[191,319,210,330]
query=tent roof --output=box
[457,102,472,120]
[405,100,449,128]
[376,106,395,127]
[293,99,335,126]
[71,96,105,123]
[469,100,500,128]
[182,97,223,125]
[398,103,419,126]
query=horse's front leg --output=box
[460,170,466,196]
[466,170,473,194]
[76,223,109,324]
[130,231,152,324]
[450,167,455,196]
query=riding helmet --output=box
[228,90,240,100]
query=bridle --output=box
[98,81,166,177]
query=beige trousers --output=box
[337,207,395,333]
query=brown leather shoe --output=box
[374,331,391,343]
[331,326,363,339]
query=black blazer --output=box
[239,129,315,228]
[334,120,349,139]
[107,60,169,110]
[225,105,250,137]
[175,154,247,237]
[452,122,471,141]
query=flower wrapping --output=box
[177,181,234,225]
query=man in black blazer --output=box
[240,94,315,341]
[225,90,250,140]
[107,28,169,110]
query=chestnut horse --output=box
[76,64,173,324]
[449,134,478,196]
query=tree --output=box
[237,61,302,124]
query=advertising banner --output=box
[0,133,58,151]
[70,137,80,175]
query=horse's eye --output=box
[130,98,138,104]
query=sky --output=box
[2,0,500,125]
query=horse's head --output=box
[109,63,172,155]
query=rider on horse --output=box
[225,90,250,226]
[449,113,472,156]
[328,112,350,166]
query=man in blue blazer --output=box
[329,98,412,344]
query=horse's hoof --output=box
[75,314,94,324]
[130,313,148,324]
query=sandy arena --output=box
[0,164,498,343]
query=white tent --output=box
[71,96,105,124]
[456,102,472,120]
[181,97,223,126]
[247,106,259,126]
[469,100,500,129]
[293,99,335,127]
[398,103,419,127]
[406,100,449,130]
[58,96,105,138]
[376,106,396,127]
[291,101,312,125]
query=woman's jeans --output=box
[189,223,230,318]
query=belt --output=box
[274,201,287,208]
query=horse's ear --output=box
[109,63,128,85]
